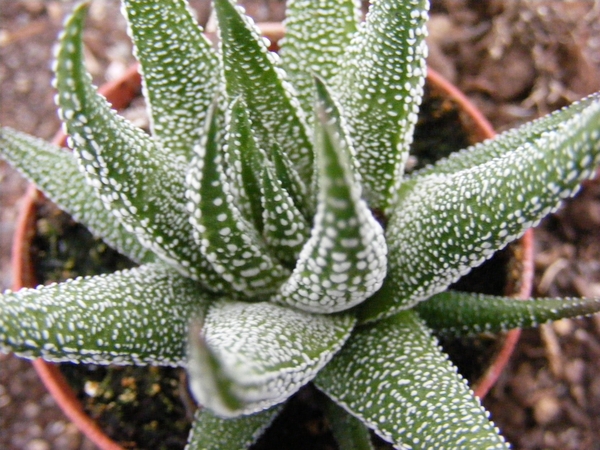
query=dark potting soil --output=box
[29,82,513,449]
[32,199,193,449]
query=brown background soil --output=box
[1,1,600,449]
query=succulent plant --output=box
[2,0,600,448]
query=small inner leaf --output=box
[186,405,284,450]
[276,78,387,314]
[270,140,314,220]
[223,97,267,232]
[187,104,290,297]
[260,164,310,265]
[187,299,355,418]
[324,399,375,450]
[214,0,313,184]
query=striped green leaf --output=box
[0,127,154,264]
[54,3,224,289]
[270,140,313,220]
[214,0,313,184]
[280,0,361,120]
[186,405,283,450]
[315,310,509,450]
[416,291,600,336]
[187,299,355,417]
[360,93,600,322]
[260,163,310,265]
[223,97,266,232]
[187,105,289,297]
[122,0,220,162]
[0,264,211,366]
[332,0,429,211]
[276,78,387,314]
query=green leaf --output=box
[413,92,600,178]
[214,0,313,184]
[275,78,387,314]
[270,140,313,219]
[122,0,220,162]
[416,291,600,336]
[0,127,154,264]
[187,299,355,417]
[54,3,223,289]
[315,310,509,450]
[360,93,600,322]
[280,0,361,120]
[324,399,375,450]
[0,263,211,366]
[186,405,283,450]
[187,104,290,297]
[260,163,310,265]
[332,0,429,211]
[223,97,267,232]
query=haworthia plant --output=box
[1,0,600,448]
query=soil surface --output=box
[2,1,600,449]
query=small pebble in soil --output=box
[534,394,561,425]
[24,439,51,450]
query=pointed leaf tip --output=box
[122,0,220,161]
[276,78,387,314]
[214,0,314,184]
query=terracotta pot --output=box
[11,23,533,450]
